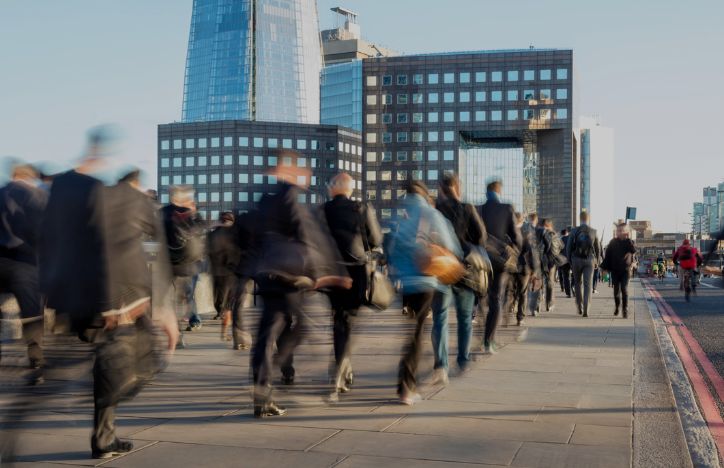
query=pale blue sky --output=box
[1,0,722,231]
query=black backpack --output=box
[574,228,594,258]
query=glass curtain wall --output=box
[460,141,525,210]
[321,61,362,131]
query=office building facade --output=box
[182,0,322,124]
[361,49,575,228]
[321,61,363,131]
[578,116,615,242]
[158,121,362,221]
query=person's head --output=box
[268,150,311,189]
[514,212,525,228]
[406,179,430,202]
[219,211,235,226]
[11,163,39,183]
[682,239,690,246]
[543,218,554,231]
[439,173,461,201]
[528,213,538,226]
[328,172,354,198]
[580,211,590,224]
[487,179,502,195]
[561,228,568,236]
[170,185,195,209]
[118,169,141,189]
[77,124,122,173]
[616,223,630,239]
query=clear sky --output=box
[1,0,722,232]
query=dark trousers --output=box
[252,290,304,402]
[485,270,509,346]
[231,277,253,347]
[0,257,43,364]
[559,264,571,296]
[398,291,435,396]
[506,273,530,322]
[544,266,556,309]
[611,270,631,313]
[571,258,595,315]
[328,265,366,380]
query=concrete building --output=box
[321,7,396,65]
[577,116,615,243]
[157,121,362,220]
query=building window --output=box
[366,171,377,181]
[412,93,423,104]
[381,190,392,200]
[185,138,195,149]
[366,76,377,87]
[238,155,248,165]
[380,171,392,181]
[428,73,439,84]
[223,155,232,165]
[491,110,502,121]
[238,136,248,146]
[396,170,408,181]
[475,71,486,83]
[267,138,278,148]
[382,75,392,86]
[444,92,455,103]
[459,111,470,122]
[397,94,408,104]
[556,108,568,119]
[238,192,248,202]
[428,150,439,161]
[366,114,377,124]
[211,174,220,184]
[161,140,170,150]
[556,88,568,100]
[198,174,207,184]
[443,150,455,161]
[253,174,263,184]
[211,192,220,202]
[523,89,535,100]
[253,192,263,202]
[523,69,535,81]
[381,209,392,219]
[443,112,454,123]
[540,89,551,100]
[396,189,406,200]
[311,140,319,150]
[223,137,232,147]
[366,133,377,144]
[382,151,392,162]
[492,71,502,82]
[428,131,439,142]
[173,158,182,168]
[507,70,519,82]
[366,152,376,162]
[397,75,408,85]
[160,176,169,186]
[507,90,519,101]
[253,137,263,148]
[253,156,264,166]
[460,72,470,83]
[185,175,194,184]
[428,93,439,104]
[397,132,408,143]
[223,192,232,202]
[540,69,552,80]
[443,131,454,142]
[211,137,220,148]
[459,91,470,103]
[296,176,307,187]
[197,192,207,202]
[524,109,535,120]
[412,112,423,123]
[428,112,439,123]
[443,72,455,84]
[239,174,248,184]
[161,158,169,168]
[475,110,486,121]
[491,91,502,102]
[397,151,408,161]
[412,74,423,85]
[367,190,377,200]
[381,113,392,124]
[557,68,568,80]
[539,109,551,120]
[366,95,377,106]
[173,139,182,149]
[412,169,423,180]
[223,174,232,183]
[384,94,393,104]
[173,175,182,184]
[210,155,220,165]
[475,91,486,102]
[428,170,439,181]
[412,150,423,161]
[198,138,207,148]
[507,110,519,121]
[397,113,408,123]
[382,132,392,143]
[412,132,423,143]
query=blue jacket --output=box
[388,194,462,293]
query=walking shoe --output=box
[517,319,525,326]
[399,391,422,406]
[281,375,294,386]
[623,309,628,319]
[546,305,555,312]
[614,308,619,316]
[582,312,588,318]
[431,368,449,386]
[233,343,250,350]
[254,401,287,418]
[484,342,498,355]
[578,309,583,315]
[566,294,572,298]
[92,438,133,459]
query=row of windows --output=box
[159,192,322,206]
[160,155,362,173]
[366,150,454,163]
[367,69,569,87]
[366,167,456,183]
[368,107,567,125]
[160,173,362,190]
[365,88,567,106]
[161,137,361,155]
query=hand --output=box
[157,311,180,353]
[314,276,353,290]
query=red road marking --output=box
[643,280,724,459]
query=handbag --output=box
[486,235,520,273]
[459,244,492,296]
[415,213,465,285]
[357,206,395,310]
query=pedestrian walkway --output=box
[0,280,692,467]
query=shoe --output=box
[593,289,598,294]
[578,309,583,315]
[614,308,619,316]
[517,319,525,326]
[92,438,134,459]
[281,375,294,386]
[233,343,250,350]
[546,305,555,312]
[399,391,422,406]
[566,294,572,298]
[176,335,187,349]
[582,312,588,318]
[531,310,538,317]
[484,342,498,355]
[623,310,628,319]
[254,401,287,418]
[326,391,340,403]
[28,359,42,370]
[345,371,354,387]
[431,368,449,386]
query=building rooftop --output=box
[370,48,570,60]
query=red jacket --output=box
[673,245,702,270]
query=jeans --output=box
[506,273,531,322]
[611,270,631,313]
[398,291,435,396]
[571,257,595,315]
[485,270,509,347]
[173,275,200,325]
[432,285,475,371]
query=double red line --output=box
[643,280,724,460]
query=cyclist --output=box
[673,239,703,300]
[657,260,666,281]
[651,262,659,278]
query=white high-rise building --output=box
[577,116,615,244]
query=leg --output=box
[484,270,508,348]
[620,270,631,317]
[572,261,584,315]
[581,262,594,316]
[431,288,451,370]
[252,293,291,411]
[516,274,530,323]
[232,277,252,349]
[398,291,434,398]
[3,260,44,366]
[453,285,475,369]
[545,266,556,310]
[276,291,305,382]
[612,272,622,314]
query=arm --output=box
[432,210,463,258]
[507,207,523,250]
[466,204,487,247]
[364,203,383,249]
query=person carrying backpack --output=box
[532,218,564,313]
[566,211,602,317]
[673,239,703,292]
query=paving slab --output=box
[511,441,630,468]
[333,454,505,467]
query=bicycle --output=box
[682,268,694,302]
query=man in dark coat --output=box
[476,180,522,354]
[0,162,47,371]
[566,211,602,317]
[323,172,382,398]
[207,211,242,342]
[557,229,572,297]
[601,223,637,318]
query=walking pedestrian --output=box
[566,211,602,317]
[322,172,382,399]
[506,212,539,326]
[0,162,47,376]
[431,173,487,384]
[532,218,563,313]
[161,186,206,343]
[601,223,636,318]
[477,180,522,353]
[228,210,258,350]
[207,212,240,342]
[558,228,572,297]
[388,180,462,404]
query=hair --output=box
[406,179,429,197]
[119,169,140,184]
[12,164,38,180]
[528,212,538,223]
[543,218,553,228]
[580,211,590,223]
[329,172,354,197]
[514,212,525,224]
[170,185,194,205]
[487,180,502,193]
[439,172,461,201]
[219,211,235,224]
[561,228,568,236]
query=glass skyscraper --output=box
[321,61,363,131]
[182,0,322,124]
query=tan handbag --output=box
[415,214,465,285]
